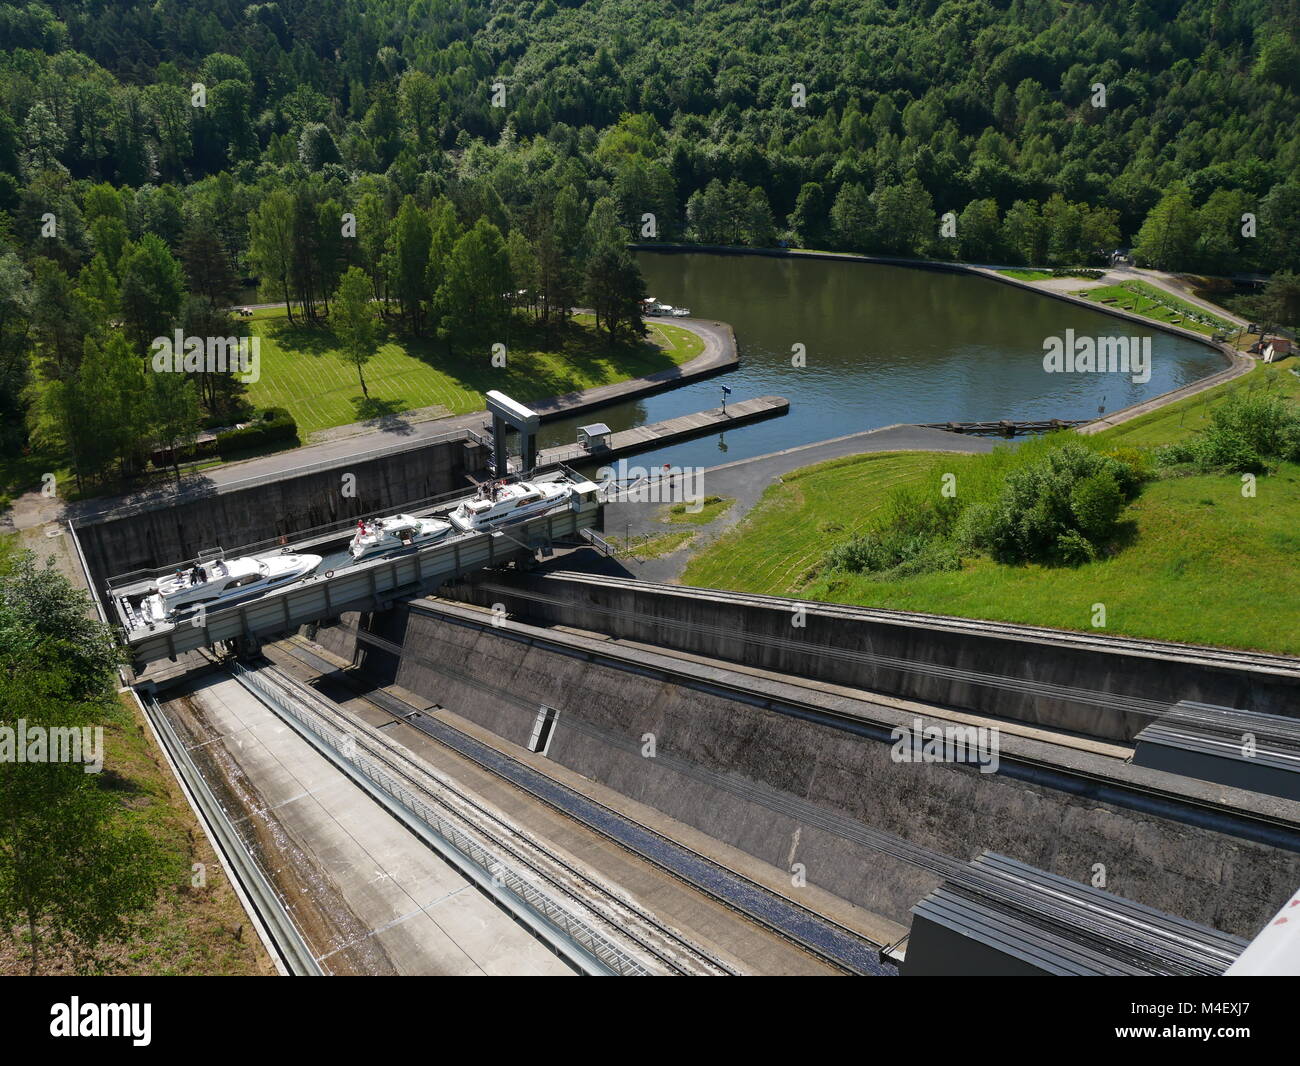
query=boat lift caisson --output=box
[107,466,604,667]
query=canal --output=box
[539,252,1227,471]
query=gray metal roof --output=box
[907,851,1246,976]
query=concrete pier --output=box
[534,395,789,469]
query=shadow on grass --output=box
[255,318,343,357]
[351,395,417,433]
[405,318,680,404]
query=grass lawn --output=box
[1078,280,1234,336]
[246,310,702,438]
[997,268,1055,281]
[663,494,734,525]
[682,361,1300,654]
[614,529,697,560]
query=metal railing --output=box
[230,661,651,976]
[141,689,322,976]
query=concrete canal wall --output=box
[386,599,1300,938]
[443,571,1300,743]
[74,436,488,594]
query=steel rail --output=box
[258,654,734,976]
[228,660,659,976]
[138,691,323,976]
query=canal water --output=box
[539,252,1226,472]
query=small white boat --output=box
[349,513,452,559]
[141,553,322,623]
[448,480,572,532]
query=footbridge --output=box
[103,471,602,670]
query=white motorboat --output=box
[349,513,452,559]
[448,480,572,532]
[140,552,322,623]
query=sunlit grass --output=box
[246,310,702,438]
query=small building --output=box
[577,423,612,451]
[1263,337,1293,363]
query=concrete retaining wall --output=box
[391,603,1300,938]
[309,612,360,663]
[75,437,487,593]
[446,571,1300,743]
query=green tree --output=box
[584,245,647,344]
[148,365,200,486]
[118,234,185,351]
[958,199,1003,262]
[830,183,873,250]
[247,189,297,323]
[332,266,380,398]
[435,220,510,351]
[1002,200,1047,265]
[0,553,168,975]
[1133,183,1199,271]
[390,197,432,333]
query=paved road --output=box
[561,423,999,584]
[11,315,736,529]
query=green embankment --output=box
[681,362,1300,654]
[1077,280,1234,337]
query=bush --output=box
[825,491,963,579]
[963,441,1134,564]
[1070,471,1125,540]
[1154,392,1300,473]
[1100,446,1150,494]
[216,407,298,458]
[825,525,961,580]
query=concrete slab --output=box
[163,674,574,975]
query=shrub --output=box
[825,525,960,580]
[963,441,1133,564]
[1100,446,1150,494]
[1155,392,1300,473]
[1070,471,1125,540]
[216,407,298,458]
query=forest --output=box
[1,0,1298,490]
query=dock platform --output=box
[530,395,789,469]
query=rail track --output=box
[275,639,895,976]
[237,655,737,976]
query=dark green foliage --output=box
[214,406,297,458]
[0,551,172,974]
[1155,392,1300,473]
[1,0,1298,482]
[969,443,1139,564]
[829,439,1145,579]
